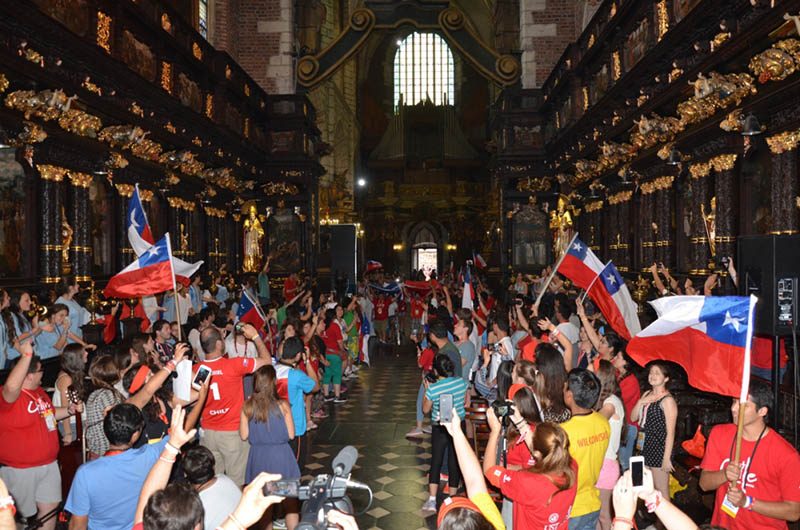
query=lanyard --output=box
[727,424,768,486]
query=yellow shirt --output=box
[470,492,505,530]
[562,411,610,517]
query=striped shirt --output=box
[425,377,468,423]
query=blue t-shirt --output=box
[258,272,270,300]
[6,314,32,361]
[65,438,168,530]
[289,369,315,436]
[55,296,88,339]
[34,324,64,360]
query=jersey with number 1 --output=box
[196,356,256,431]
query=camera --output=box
[488,342,502,354]
[491,399,515,420]
[291,446,372,530]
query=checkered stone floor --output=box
[301,345,439,530]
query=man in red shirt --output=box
[283,273,300,302]
[409,294,426,336]
[700,379,800,529]
[197,323,270,486]
[370,290,389,342]
[0,340,80,530]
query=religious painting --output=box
[33,0,89,36]
[511,125,543,150]
[177,73,202,113]
[121,30,157,82]
[512,203,550,271]
[89,177,112,275]
[267,207,303,273]
[624,17,652,71]
[270,131,297,154]
[673,0,702,24]
[0,150,26,277]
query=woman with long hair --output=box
[53,343,89,443]
[55,275,90,339]
[496,360,515,403]
[631,362,677,501]
[240,365,300,530]
[2,290,40,363]
[534,344,571,423]
[321,306,346,403]
[35,303,95,360]
[484,415,578,529]
[611,348,640,472]
[594,360,626,530]
[85,354,125,458]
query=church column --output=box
[584,200,603,253]
[37,165,65,283]
[67,171,93,281]
[687,162,711,275]
[607,190,632,271]
[657,183,674,267]
[617,198,631,273]
[711,155,738,262]
[639,190,655,271]
[115,184,134,266]
[767,142,799,234]
[204,207,223,272]
[230,214,241,272]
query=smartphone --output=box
[263,479,300,497]
[630,456,645,491]
[439,393,454,423]
[235,322,245,334]
[192,366,212,390]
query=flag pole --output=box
[578,260,611,305]
[732,295,758,480]
[165,233,182,342]
[535,233,579,306]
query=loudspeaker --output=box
[737,235,800,336]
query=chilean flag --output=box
[556,236,605,289]
[462,265,474,310]
[473,252,487,270]
[365,260,383,273]
[105,235,177,299]
[126,184,203,286]
[628,296,757,399]
[585,261,641,340]
[236,289,266,330]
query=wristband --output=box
[0,496,16,516]
[645,490,662,513]
[159,456,176,464]
[550,328,560,338]
[164,442,181,455]
[165,360,177,372]
[612,517,633,527]
[226,513,246,530]
[744,495,754,510]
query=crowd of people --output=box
[0,261,797,530]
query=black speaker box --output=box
[737,235,800,336]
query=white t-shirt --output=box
[556,322,580,344]
[225,334,257,358]
[198,474,242,530]
[173,359,193,403]
[388,301,398,317]
[188,328,203,359]
[603,394,625,460]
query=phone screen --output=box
[263,479,300,497]
[439,393,454,423]
[192,366,211,388]
[630,458,644,488]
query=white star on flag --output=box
[130,210,139,229]
[606,274,616,285]
[572,242,583,252]
[147,245,161,258]
[722,310,744,332]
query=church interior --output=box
[1,0,800,529]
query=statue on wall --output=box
[297,0,327,55]
[549,194,575,258]
[701,196,717,257]
[61,206,73,264]
[242,204,265,272]
[179,223,189,254]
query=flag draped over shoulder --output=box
[105,235,176,299]
[627,295,756,398]
[127,184,203,286]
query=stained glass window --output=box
[393,32,454,110]
[198,0,209,38]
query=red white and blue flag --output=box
[365,260,383,273]
[627,295,757,399]
[584,261,641,340]
[126,184,203,285]
[462,265,474,310]
[236,289,266,330]
[556,236,605,290]
[473,252,487,270]
[105,234,177,299]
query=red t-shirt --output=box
[196,357,257,431]
[701,423,800,529]
[618,373,641,426]
[506,431,536,468]
[283,277,298,300]
[487,460,578,530]
[323,322,343,353]
[418,347,435,372]
[410,299,425,319]
[0,386,59,468]
[752,336,788,370]
[517,335,539,363]
[373,297,388,321]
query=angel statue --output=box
[549,194,575,258]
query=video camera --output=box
[263,446,372,530]
[491,399,515,421]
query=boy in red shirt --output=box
[371,292,389,342]
[700,379,800,529]
[0,341,80,530]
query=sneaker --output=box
[312,410,329,419]
[334,396,348,403]
[405,428,424,438]
[324,395,335,402]
[422,425,432,434]
[273,518,287,530]
[307,421,318,430]
[421,497,437,513]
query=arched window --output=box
[393,32,455,109]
